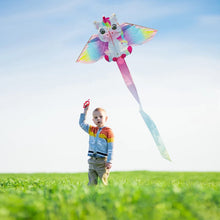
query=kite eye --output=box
[100,28,105,34]
[112,24,117,30]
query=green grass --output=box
[0,171,220,219]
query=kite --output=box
[76,14,171,161]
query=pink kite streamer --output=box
[116,57,141,105]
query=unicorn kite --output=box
[76,14,171,161]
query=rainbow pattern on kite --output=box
[76,14,171,161]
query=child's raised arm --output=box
[79,99,90,133]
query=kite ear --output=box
[94,21,100,30]
[111,13,116,19]
[110,13,117,24]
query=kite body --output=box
[77,14,157,63]
[94,15,130,61]
[76,14,171,161]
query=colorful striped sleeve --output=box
[106,128,114,163]
[100,127,114,142]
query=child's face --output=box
[92,110,108,128]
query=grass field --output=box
[0,171,220,220]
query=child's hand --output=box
[105,162,112,169]
[84,107,89,114]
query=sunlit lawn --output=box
[0,171,220,219]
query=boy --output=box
[79,101,114,185]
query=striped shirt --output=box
[79,113,114,163]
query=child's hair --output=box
[93,108,106,114]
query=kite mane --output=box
[102,16,111,27]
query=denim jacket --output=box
[79,113,114,163]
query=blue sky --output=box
[0,0,220,172]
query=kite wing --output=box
[121,23,157,46]
[76,34,108,63]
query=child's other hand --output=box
[105,162,112,169]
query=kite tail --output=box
[139,108,171,161]
[116,57,171,161]
[116,57,141,105]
